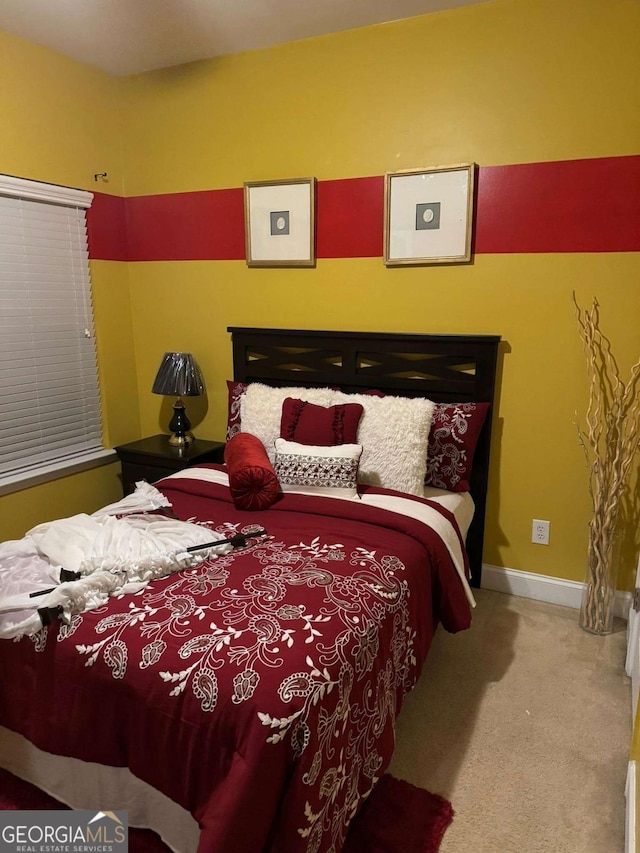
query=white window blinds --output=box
[0,175,102,479]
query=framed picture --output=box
[244,178,316,267]
[384,164,475,266]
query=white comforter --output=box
[0,483,230,639]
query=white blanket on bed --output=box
[0,484,230,640]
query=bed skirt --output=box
[0,725,199,852]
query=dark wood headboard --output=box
[228,327,501,587]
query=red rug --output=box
[0,766,453,852]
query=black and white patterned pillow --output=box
[273,438,362,500]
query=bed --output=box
[0,327,500,853]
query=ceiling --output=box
[0,0,488,76]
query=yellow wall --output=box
[0,463,123,541]
[0,30,138,539]
[120,0,640,195]
[0,30,124,192]
[1,0,639,588]
[119,0,640,587]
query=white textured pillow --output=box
[241,382,435,497]
[274,438,362,500]
[331,391,435,496]
[240,384,335,457]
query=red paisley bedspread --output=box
[0,466,471,853]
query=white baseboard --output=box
[481,563,632,621]
[626,761,636,853]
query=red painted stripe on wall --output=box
[317,176,384,258]
[475,157,640,253]
[87,156,640,261]
[124,187,245,261]
[87,192,128,261]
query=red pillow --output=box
[425,402,490,492]
[226,380,248,441]
[224,433,279,511]
[280,398,364,446]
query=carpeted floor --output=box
[388,587,631,853]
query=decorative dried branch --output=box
[573,293,640,633]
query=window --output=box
[0,174,104,488]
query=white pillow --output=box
[240,383,334,457]
[274,438,362,500]
[331,391,435,496]
[240,382,435,497]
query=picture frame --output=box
[384,164,475,266]
[244,177,316,267]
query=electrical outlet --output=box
[532,519,550,545]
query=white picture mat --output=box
[388,169,471,261]
[247,182,312,262]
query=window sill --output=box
[0,449,118,498]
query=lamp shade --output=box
[152,352,205,397]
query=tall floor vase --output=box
[579,523,619,635]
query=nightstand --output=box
[114,434,225,495]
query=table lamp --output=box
[152,352,205,447]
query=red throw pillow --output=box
[280,398,364,446]
[226,380,248,441]
[224,433,279,511]
[425,402,490,492]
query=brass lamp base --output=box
[168,432,193,447]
